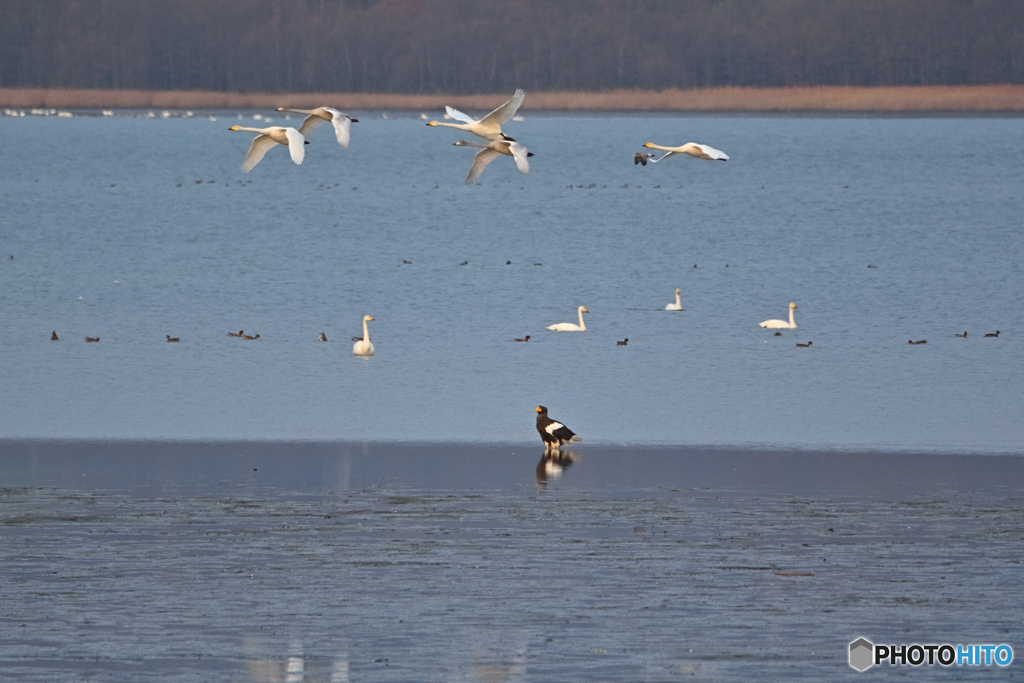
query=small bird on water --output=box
[514,335,530,342]
[955,331,968,338]
[796,341,812,348]
[166,335,180,342]
[908,339,927,345]
[318,332,328,342]
[617,338,628,346]
[50,331,59,341]
[86,337,99,342]
[229,330,244,338]
[536,406,582,454]
[985,331,1000,337]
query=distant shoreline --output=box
[3,85,1024,112]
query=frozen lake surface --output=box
[1,112,1022,451]
[2,441,1023,681]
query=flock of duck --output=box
[228,89,728,183]
[44,290,1002,360]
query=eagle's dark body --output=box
[536,405,581,452]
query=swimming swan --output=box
[453,140,532,184]
[353,316,375,355]
[276,107,358,148]
[548,306,588,332]
[643,142,729,163]
[760,303,797,329]
[427,90,525,141]
[666,288,682,311]
[229,126,306,172]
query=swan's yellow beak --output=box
[582,307,588,312]
[368,317,375,321]
[229,126,239,131]
[536,406,542,413]
[644,143,652,148]
[426,121,437,126]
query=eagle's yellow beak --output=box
[536,406,542,413]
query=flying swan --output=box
[666,288,682,311]
[353,316,375,356]
[643,142,729,163]
[548,306,588,332]
[759,303,797,329]
[229,126,306,172]
[276,107,358,148]
[453,140,532,184]
[427,90,525,141]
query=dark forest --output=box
[2,0,1022,94]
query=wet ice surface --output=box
[2,442,1022,681]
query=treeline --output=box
[2,0,1023,94]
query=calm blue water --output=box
[1,112,1022,451]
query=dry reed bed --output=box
[3,85,1024,112]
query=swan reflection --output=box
[469,643,528,682]
[243,643,348,682]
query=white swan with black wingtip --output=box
[536,406,582,453]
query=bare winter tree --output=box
[1,0,1021,93]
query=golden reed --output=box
[3,85,1024,111]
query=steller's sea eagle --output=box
[536,406,581,453]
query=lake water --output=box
[1,111,1022,449]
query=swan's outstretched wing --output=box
[465,147,501,184]
[445,106,477,124]
[285,127,306,165]
[695,143,729,160]
[297,114,328,138]
[509,142,531,174]
[651,151,677,163]
[240,134,277,173]
[481,89,525,127]
[331,115,352,148]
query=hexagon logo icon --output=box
[849,638,874,671]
